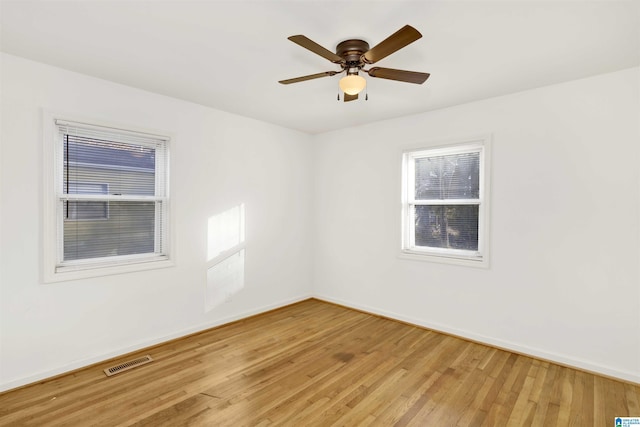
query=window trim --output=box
[42,111,174,282]
[400,136,491,268]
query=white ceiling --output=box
[1,1,638,134]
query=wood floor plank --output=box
[1,299,638,426]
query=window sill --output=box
[398,250,489,268]
[44,258,174,283]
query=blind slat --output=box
[56,119,168,144]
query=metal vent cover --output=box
[104,355,153,377]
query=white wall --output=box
[0,53,314,391]
[313,67,640,383]
[1,52,638,390]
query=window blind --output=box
[55,120,169,269]
[403,143,485,260]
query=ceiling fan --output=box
[278,25,430,102]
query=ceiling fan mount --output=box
[279,25,430,102]
[335,39,370,66]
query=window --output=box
[401,138,489,266]
[44,116,171,281]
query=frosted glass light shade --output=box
[339,75,366,95]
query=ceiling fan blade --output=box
[288,35,344,64]
[367,67,430,84]
[344,93,358,102]
[362,25,422,64]
[279,71,338,85]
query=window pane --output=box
[415,205,479,251]
[415,152,480,200]
[64,182,109,220]
[63,201,158,261]
[64,201,109,221]
[64,135,156,196]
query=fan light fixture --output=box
[339,74,366,95]
[279,25,430,103]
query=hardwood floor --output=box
[1,299,638,426]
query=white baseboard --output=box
[4,292,637,392]
[0,294,312,393]
[313,294,640,385]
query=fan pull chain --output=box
[337,93,340,101]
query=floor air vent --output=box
[104,355,153,377]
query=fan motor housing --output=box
[336,39,370,65]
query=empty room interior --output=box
[1,0,639,425]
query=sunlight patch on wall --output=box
[206,249,245,311]
[206,204,246,311]
[208,203,245,261]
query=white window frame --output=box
[43,112,174,282]
[400,136,491,268]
